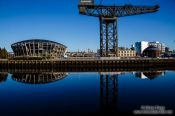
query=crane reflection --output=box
[99,70,165,114]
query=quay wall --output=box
[0,59,175,72]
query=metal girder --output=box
[100,17,118,57]
[79,4,160,18]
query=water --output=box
[0,70,175,116]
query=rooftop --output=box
[11,39,67,48]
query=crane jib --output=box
[78,0,160,57]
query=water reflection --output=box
[135,71,165,80]
[12,72,68,84]
[100,72,118,114]
[0,72,8,83]
[0,68,173,115]
[99,70,166,115]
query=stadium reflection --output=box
[11,72,68,84]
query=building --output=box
[134,41,165,56]
[143,46,160,58]
[118,48,136,57]
[97,48,136,57]
[149,41,165,53]
[135,41,149,56]
[11,39,67,59]
[8,52,14,59]
[66,49,97,58]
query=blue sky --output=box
[0,0,175,52]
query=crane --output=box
[78,0,160,57]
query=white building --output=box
[135,41,149,55]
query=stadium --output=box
[11,39,67,59]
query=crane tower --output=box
[78,0,160,57]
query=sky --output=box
[0,0,175,52]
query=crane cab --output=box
[79,0,94,14]
[79,0,94,5]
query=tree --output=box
[0,47,8,59]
